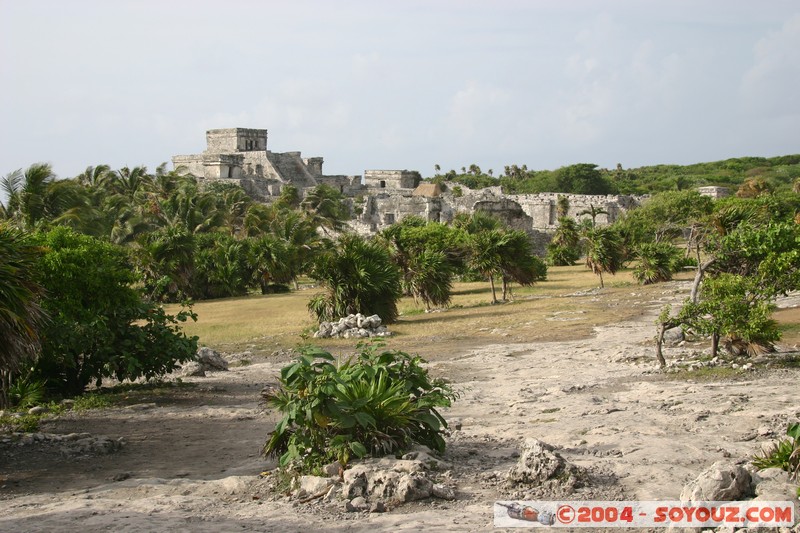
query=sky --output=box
[1,0,799,184]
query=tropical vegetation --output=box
[262,343,456,471]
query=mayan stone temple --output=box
[173,127,645,250]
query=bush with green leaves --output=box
[31,227,198,396]
[545,216,581,267]
[632,241,682,285]
[262,344,456,471]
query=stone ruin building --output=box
[173,127,645,252]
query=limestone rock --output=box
[341,457,435,504]
[295,475,333,498]
[180,361,206,377]
[322,460,343,478]
[752,467,800,515]
[396,472,433,502]
[345,496,370,512]
[507,438,581,486]
[680,461,753,502]
[663,327,685,346]
[196,347,229,371]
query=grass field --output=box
[166,265,800,358]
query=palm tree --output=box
[308,234,402,323]
[498,230,546,300]
[248,235,292,293]
[468,229,507,303]
[556,195,570,219]
[546,217,582,266]
[76,165,112,188]
[301,184,349,234]
[0,224,48,407]
[582,226,624,288]
[1,164,88,230]
[578,203,609,228]
[110,165,153,198]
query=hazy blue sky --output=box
[1,0,798,180]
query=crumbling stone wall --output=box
[174,127,645,254]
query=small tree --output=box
[546,217,581,266]
[468,229,506,303]
[498,230,547,300]
[679,274,780,357]
[582,226,624,288]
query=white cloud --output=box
[741,14,800,116]
[446,81,511,139]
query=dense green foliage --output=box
[0,224,48,407]
[582,226,625,288]
[31,227,198,396]
[0,225,46,373]
[380,216,468,309]
[308,234,403,323]
[262,344,456,471]
[546,217,581,266]
[632,241,684,285]
[427,155,800,196]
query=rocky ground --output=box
[1,281,798,532]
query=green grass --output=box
[661,366,747,381]
[1,381,198,434]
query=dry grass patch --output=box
[160,265,797,370]
[166,265,699,359]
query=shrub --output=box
[308,234,402,323]
[545,243,581,266]
[31,228,198,396]
[632,241,682,285]
[752,423,800,482]
[262,343,456,471]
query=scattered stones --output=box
[680,461,753,502]
[0,431,125,457]
[27,406,49,416]
[314,314,391,339]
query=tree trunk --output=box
[689,254,715,304]
[489,276,497,304]
[655,323,667,368]
[0,370,10,409]
[690,259,715,304]
[599,271,604,288]
[711,332,719,358]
